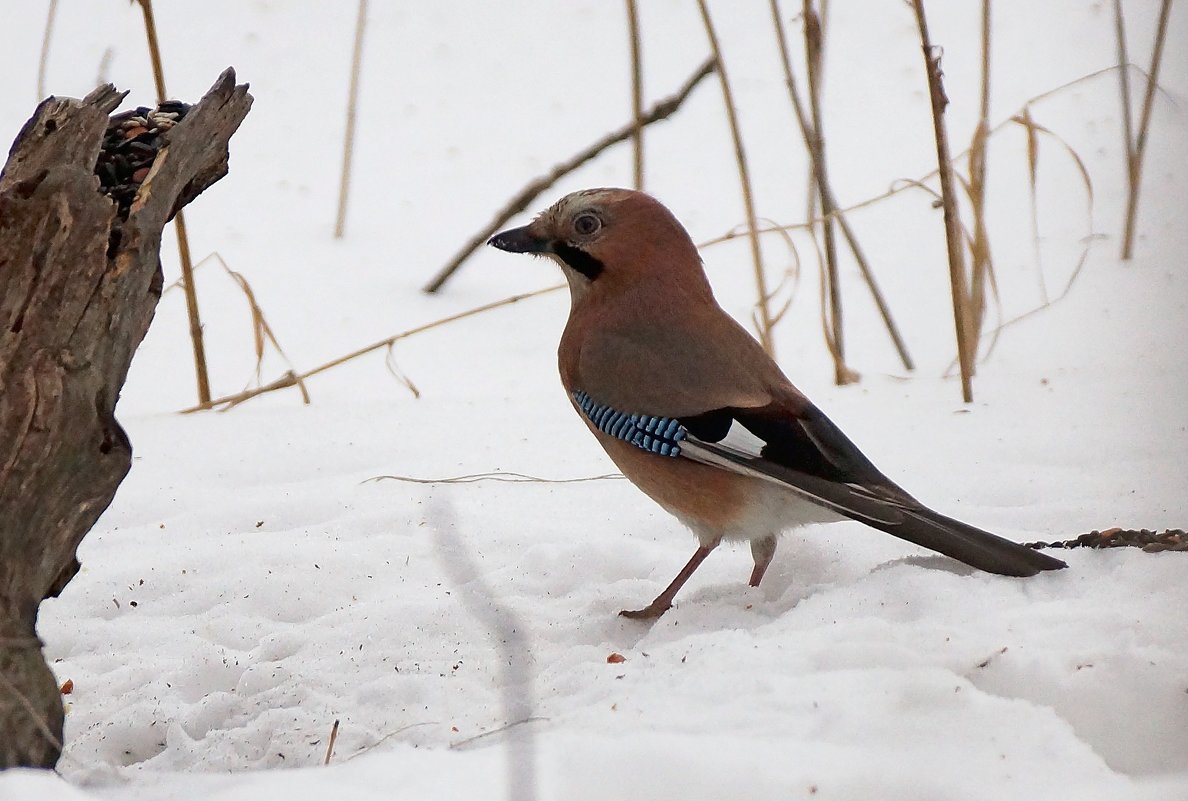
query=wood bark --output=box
[0,69,252,769]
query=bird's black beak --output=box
[487,225,551,254]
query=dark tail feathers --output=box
[881,506,1066,576]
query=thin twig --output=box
[342,721,438,762]
[335,0,368,239]
[136,0,212,406]
[768,0,913,372]
[696,0,775,356]
[449,717,548,750]
[911,0,974,403]
[1119,0,1172,260]
[625,0,645,190]
[323,719,340,765]
[36,0,59,101]
[181,284,564,412]
[422,57,717,294]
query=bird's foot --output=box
[618,601,672,620]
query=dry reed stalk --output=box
[1114,0,1172,260]
[625,0,645,189]
[699,63,1135,252]
[1113,0,1137,256]
[704,74,1101,361]
[801,2,828,229]
[695,0,776,356]
[802,2,850,382]
[768,0,913,373]
[213,256,310,400]
[168,214,210,402]
[1112,0,1135,184]
[324,719,340,765]
[1016,99,1103,321]
[159,253,309,402]
[989,109,1096,365]
[383,342,421,399]
[335,0,369,239]
[422,57,716,293]
[136,0,212,405]
[965,0,994,356]
[36,0,59,101]
[910,0,974,403]
[1019,104,1050,303]
[834,211,914,370]
[182,284,564,412]
[1009,109,1096,242]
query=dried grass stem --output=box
[696,0,775,356]
[335,0,368,239]
[625,0,645,189]
[182,284,563,412]
[911,0,975,402]
[136,0,212,405]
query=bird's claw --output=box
[619,602,672,620]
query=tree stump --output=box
[0,69,252,769]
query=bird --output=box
[487,187,1066,619]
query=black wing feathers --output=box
[743,404,900,489]
[689,402,909,493]
[679,402,1066,576]
[680,408,734,443]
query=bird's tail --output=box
[680,438,1066,577]
[873,505,1066,577]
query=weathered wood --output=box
[0,69,252,769]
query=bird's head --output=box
[487,188,709,303]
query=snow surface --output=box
[2,1,1186,799]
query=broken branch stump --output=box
[0,68,252,769]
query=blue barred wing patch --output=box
[572,391,687,457]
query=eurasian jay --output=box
[487,188,1066,619]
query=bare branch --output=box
[422,57,716,294]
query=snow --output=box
[2,1,1186,799]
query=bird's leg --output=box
[748,535,778,587]
[620,538,721,620]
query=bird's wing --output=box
[573,309,789,417]
[573,318,1066,576]
[675,409,1065,576]
[574,311,910,499]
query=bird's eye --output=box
[573,213,601,236]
